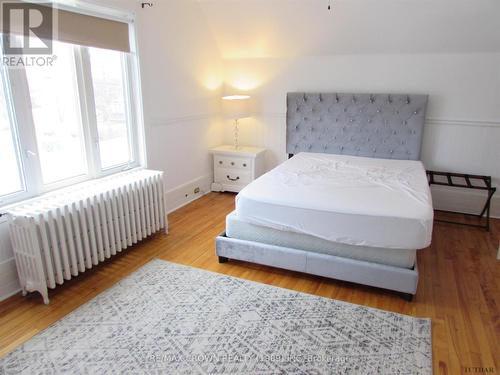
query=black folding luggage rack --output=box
[426,170,496,231]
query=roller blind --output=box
[2,4,130,53]
[56,8,130,52]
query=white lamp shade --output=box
[222,95,251,119]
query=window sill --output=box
[0,166,144,213]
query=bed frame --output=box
[216,92,429,300]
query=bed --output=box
[215,93,432,299]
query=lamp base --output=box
[233,119,240,150]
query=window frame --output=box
[0,17,144,207]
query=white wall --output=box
[222,53,500,215]
[135,0,224,208]
[0,0,225,301]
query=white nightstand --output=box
[210,145,266,193]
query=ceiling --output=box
[197,0,500,59]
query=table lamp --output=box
[222,95,250,150]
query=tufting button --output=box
[344,108,347,112]
[414,111,418,114]
[377,109,380,113]
[390,150,393,154]
[368,119,372,123]
[350,119,354,122]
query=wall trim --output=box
[0,258,20,302]
[426,118,500,128]
[430,184,500,218]
[149,113,219,127]
[164,174,213,213]
[148,111,500,129]
[257,112,500,128]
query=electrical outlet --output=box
[194,187,200,194]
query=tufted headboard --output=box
[286,93,428,160]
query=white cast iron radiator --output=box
[7,169,167,304]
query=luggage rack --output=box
[426,170,496,231]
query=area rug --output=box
[0,259,431,374]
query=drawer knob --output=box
[243,163,247,167]
[219,161,223,164]
[231,162,235,166]
[226,175,240,181]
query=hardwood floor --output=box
[0,192,499,374]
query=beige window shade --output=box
[56,9,130,53]
[2,5,130,53]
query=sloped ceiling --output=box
[197,0,500,59]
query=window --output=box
[89,47,132,169]
[26,41,88,184]
[0,17,142,206]
[0,70,23,198]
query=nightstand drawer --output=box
[214,155,252,170]
[215,168,252,185]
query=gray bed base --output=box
[216,232,418,300]
[215,92,428,300]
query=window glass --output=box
[25,41,87,184]
[0,76,23,197]
[89,47,131,169]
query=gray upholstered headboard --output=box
[286,93,428,160]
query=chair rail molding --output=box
[257,112,500,128]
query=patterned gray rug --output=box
[1,259,431,374]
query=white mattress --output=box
[226,211,416,268]
[235,152,433,250]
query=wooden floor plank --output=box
[0,192,498,374]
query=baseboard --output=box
[165,175,212,214]
[431,185,500,218]
[0,258,20,301]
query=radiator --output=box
[7,169,167,304]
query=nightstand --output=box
[210,145,266,193]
